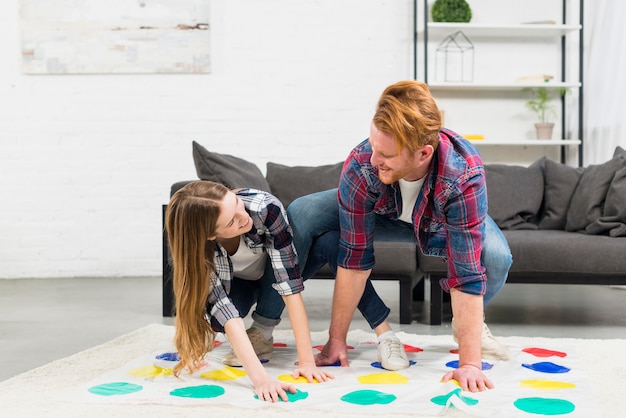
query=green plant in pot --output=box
[524,87,569,139]
[431,0,472,23]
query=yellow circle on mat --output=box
[520,379,576,390]
[201,366,247,381]
[357,372,409,384]
[127,365,173,378]
[278,374,320,384]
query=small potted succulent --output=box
[524,87,569,139]
[431,0,472,23]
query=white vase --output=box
[535,122,554,140]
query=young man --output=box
[287,80,513,392]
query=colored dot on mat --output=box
[522,362,571,374]
[88,382,143,396]
[357,372,409,384]
[156,352,180,362]
[371,360,416,369]
[520,379,576,391]
[213,341,223,347]
[200,366,247,381]
[431,388,478,407]
[254,388,309,402]
[278,374,320,384]
[445,360,493,370]
[450,348,459,354]
[170,384,225,399]
[273,342,288,348]
[514,397,576,415]
[404,344,423,353]
[127,365,173,378]
[340,389,397,405]
[523,347,568,358]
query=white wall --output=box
[0,0,593,279]
[0,0,414,278]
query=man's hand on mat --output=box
[441,365,495,392]
[314,338,349,367]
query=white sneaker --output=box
[452,318,512,361]
[377,337,409,371]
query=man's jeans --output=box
[268,188,512,327]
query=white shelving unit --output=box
[414,1,584,165]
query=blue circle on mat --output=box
[445,360,493,370]
[156,352,181,362]
[522,362,571,373]
[371,360,416,369]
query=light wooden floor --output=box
[1,276,625,382]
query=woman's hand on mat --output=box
[293,361,335,383]
[314,338,349,367]
[254,380,297,402]
[442,365,494,392]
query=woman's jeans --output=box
[267,188,513,328]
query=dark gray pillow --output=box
[485,158,545,230]
[614,146,626,157]
[192,141,270,192]
[266,161,343,207]
[538,159,584,230]
[585,164,626,236]
[565,154,626,233]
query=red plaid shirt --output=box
[337,129,488,295]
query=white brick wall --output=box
[0,0,413,278]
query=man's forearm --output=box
[450,288,484,369]
[328,266,371,341]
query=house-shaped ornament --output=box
[435,31,474,82]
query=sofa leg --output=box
[412,277,425,301]
[428,274,443,325]
[162,204,175,317]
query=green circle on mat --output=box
[514,397,575,415]
[170,384,225,399]
[340,389,397,405]
[88,382,143,396]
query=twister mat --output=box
[68,329,598,417]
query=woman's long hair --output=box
[164,180,229,375]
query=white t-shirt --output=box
[398,177,426,224]
[230,235,266,280]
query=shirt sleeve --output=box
[251,192,305,295]
[206,249,241,333]
[438,171,488,296]
[337,154,377,271]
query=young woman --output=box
[165,180,333,402]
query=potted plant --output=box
[431,0,472,23]
[524,87,569,139]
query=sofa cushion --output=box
[585,163,626,237]
[192,141,271,192]
[485,158,544,230]
[538,159,584,230]
[565,153,626,233]
[266,161,343,207]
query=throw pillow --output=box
[192,141,271,192]
[585,163,626,237]
[538,159,584,230]
[614,145,626,157]
[266,161,343,207]
[485,158,545,230]
[565,153,626,233]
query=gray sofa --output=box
[162,142,626,325]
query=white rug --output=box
[0,324,622,418]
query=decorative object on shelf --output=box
[431,0,472,23]
[435,31,474,82]
[524,87,570,139]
